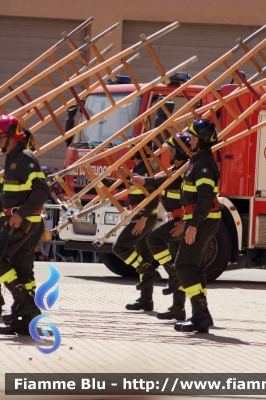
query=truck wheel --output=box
[205,220,232,283]
[99,253,138,277]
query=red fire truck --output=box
[58,74,266,282]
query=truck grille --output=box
[255,215,266,247]
[73,222,97,235]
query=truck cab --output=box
[59,75,235,282]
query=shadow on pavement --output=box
[66,275,141,286]
[208,281,266,290]
[57,310,256,347]
[67,275,266,291]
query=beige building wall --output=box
[0,1,264,169]
[0,0,265,63]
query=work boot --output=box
[174,292,208,331]
[136,262,161,291]
[157,289,186,320]
[162,262,180,295]
[126,286,153,311]
[3,280,40,322]
[0,308,41,335]
[174,293,213,333]
[2,282,38,324]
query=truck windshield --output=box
[73,93,142,146]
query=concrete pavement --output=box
[0,262,266,400]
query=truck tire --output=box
[100,221,231,281]
[99,253,138,277]
[205,220,232,283]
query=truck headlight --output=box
[104,212,120,225]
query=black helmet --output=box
[164,135,190,161]
[186,119,218,150]
[130,142,152,160]
[22,128,35,151]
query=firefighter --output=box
[0,127,43,317]
[0,115,49,335]
[131,135,190,321]
[173,119,221,333]
[0,174,5,314]
[102,148,160,311]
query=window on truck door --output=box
[73,94,142,146]
[147,94,202,143]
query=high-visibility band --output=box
[139,273,144,281]
[182,183,197,192]
[0,212,4,217]
[132,255,143,268]
[183,283,202,298]
[159,255,172,264]
[183,181,218,195]
[154,249,170,261]
[130,189,144,195]
[31,280,36,289]
[178,285,186,292]
[26,216,42,222]
[3,171,45,192]
[0,268,17,284]
[195,178,219,193]
[195,177,215,187]
[201,287,207,296]
[161,190,181,199]
[25,282,32,290]
[125,250,138,265]
[0,177,3,184]
[183,211,221,220]
[3,183,31,192]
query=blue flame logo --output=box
[29,264,61,354]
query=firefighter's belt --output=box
[165,208,184,220]
[4,206,43,217]
[182,198,219,215]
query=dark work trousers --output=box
[0,219,40,284]
[29,219,44,282]
[113,213,158,265]
[147,218,182,263]
[174,218,220,291]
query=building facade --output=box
[0,0,265,168]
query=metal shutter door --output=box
[122,22,265,83]
[0,17,85,169]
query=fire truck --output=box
[58,73,266,281]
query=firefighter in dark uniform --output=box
[131,135,190,321]
[0,175,5,314]
[0,115,49,334]
[173,119,221,333]
[0,128,45,318]
[102,149,160,311]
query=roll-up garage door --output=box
[0,17,85,169]
[122,22,265,84]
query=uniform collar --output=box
[6,142,25,159]
[132,160,145,172]
[190,149,212,162]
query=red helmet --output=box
[0,115,26,141]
